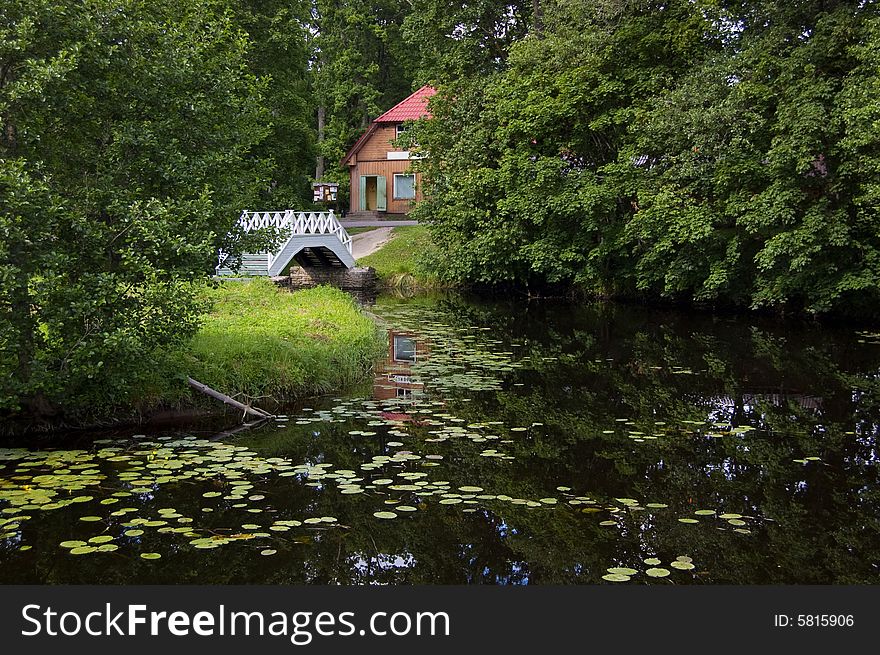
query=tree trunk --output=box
[315,105,326,180]
[533,0,544,37]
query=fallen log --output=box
[187,377,274,421]
[209,416,272,441]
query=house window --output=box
[393,174,416,200]
[396,124,409,138]
[393,335,416,362]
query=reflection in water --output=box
[372,330,429,402]
[0,294,879,584]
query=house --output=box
[341,85,436,217]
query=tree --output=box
[413,0,880,317]
[401,0,531,83]
[412,0,717,292]
[311,0,415,195]
[231,0,316,208]
[625,1,880,315]
[0,0,272,420]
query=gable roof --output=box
[341,85,437,166]
[373,85,437,123]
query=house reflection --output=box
[373,330,429,404]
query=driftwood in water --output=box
[209,417,272,442]
[187,377,274,421]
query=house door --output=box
[359,175,387,212]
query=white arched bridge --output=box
[216,210,354,277]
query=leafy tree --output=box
[401,0,531,83]
[625,1,880,315]
[311,0,415,192]
[414,0,880,318]
[0,0,272,420]
[412,0,717,292]
[232,0,316,207]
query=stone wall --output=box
[272,266,377,292]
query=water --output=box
[2,293,879,584]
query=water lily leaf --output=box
[678,518,699,524]
[602,573,631,582]
[670,561,695,570]
[645,568,670,578]
[260,549,277,556]
[140,553,161,560]
[70,546,97,555]
[373,511,397,519]
[644,558,661,566]
[607,567,638,576]
[60,540,87,549]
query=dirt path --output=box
[351,226,394,260]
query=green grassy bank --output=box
[124,279,383,419]
[358,225,442,289]
[179,279,383,406]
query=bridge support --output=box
[274,266,377,292]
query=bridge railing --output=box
[239,210,351,250]
[218,210,352,273]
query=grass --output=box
[358,225,441,288]
[178,279,383,406]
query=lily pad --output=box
[69,546,97,555]
[602,573,631,582]
[60,540,88,549]
[645,568,671,578]
[373,511,398,520]
[140,553,161,560]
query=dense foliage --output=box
[0,0,276,420]
[3,0,879,424]
[412,0,880,317]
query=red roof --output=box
[373,85,436,123]
[340,86,437,165]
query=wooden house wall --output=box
[347,124,424,214]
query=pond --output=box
[1,293,879,584]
